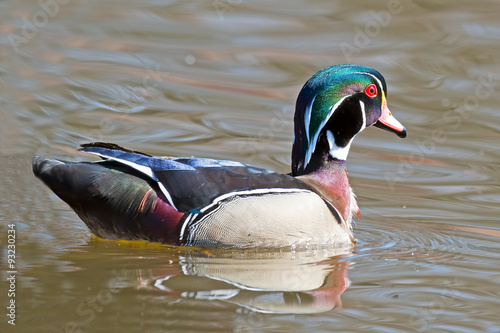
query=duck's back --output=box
[33,143,351,247]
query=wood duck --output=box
[33,64,406,248]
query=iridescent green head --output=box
[292,64,406,176]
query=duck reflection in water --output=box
[148,249,350,314]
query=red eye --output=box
[364,84,377,98]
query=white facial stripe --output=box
[303,95,350,169]
[359,100,366,131]
[302,71,382,169]
[329,141,352,161]
[327,101,366,161]
[354,72,384,96]
[304,94,316,145]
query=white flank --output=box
[185,188,315,244]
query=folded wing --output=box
[79,142,313,213]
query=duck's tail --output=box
[32,155,183,244]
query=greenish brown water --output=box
[1,0,500,332]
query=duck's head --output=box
[292,64,406,176]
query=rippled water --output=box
[1,0,500,332]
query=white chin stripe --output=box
[302,72,378,170]
[304,95,349,168]
[325,100,367,161]
[327,130,352,161]
[326,130,336,151]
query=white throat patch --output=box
[303,95,349,167]
[301,72,377,168]
[326,130,351,161]
[326,100,366,161]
